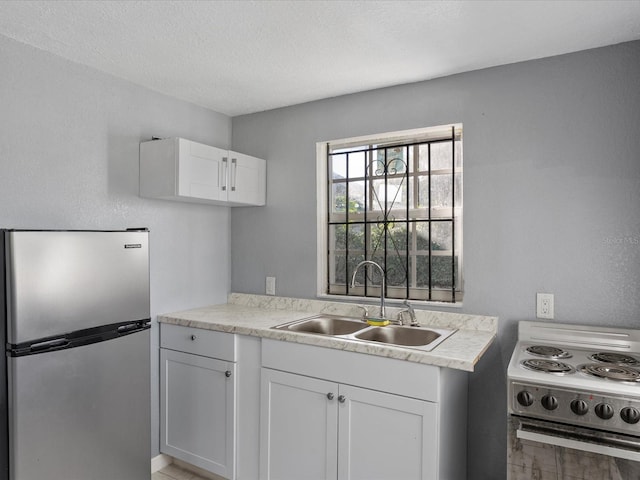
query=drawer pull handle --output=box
[327,392,335,400]
[338,395,346,403]
[190,335,197,341]
[225,370,232,378]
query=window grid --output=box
[326,127,462,303]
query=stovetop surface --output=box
[508,320,640,396]
[508,321,640,436]
[509,342,640,395]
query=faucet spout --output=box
[350,260,386,319]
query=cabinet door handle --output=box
[221,157,228,191]
[231,158,237,192]
[225,370,232,378]
[327,392,335,400]
[190,334,197,341]
[338,395,346,403]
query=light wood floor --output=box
[152,463,211,480]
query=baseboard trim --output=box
[151,454,173,473]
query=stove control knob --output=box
[570,399,588,416]
[621,407,640,424]
[516,391,534,407]
[595,403,614,420]
[541,394,558,411]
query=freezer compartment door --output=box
[7,329,150,480]
[5,230,149,344]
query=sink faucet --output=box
[350,260,386,320]
[397,300,419,327]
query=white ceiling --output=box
[1,0,639,116]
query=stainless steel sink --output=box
[355,325,444,347]
[272,314,456,352]
[273,314,369,336]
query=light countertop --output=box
[157,293,498,372]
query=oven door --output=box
[508,415,640,479]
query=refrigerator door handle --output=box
[8,319,151,357]
[30,338,70,352]
[117,322,147,334]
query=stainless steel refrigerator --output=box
[1,229,151,480]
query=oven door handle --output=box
[517,422,640,462]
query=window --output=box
[316,125,463,304]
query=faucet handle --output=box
[355,305,369,322]
[401,300,419,326]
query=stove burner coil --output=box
[589,352,640,366]
[525,345,571,359]
[521,359,575,375]
[578,364,640,383]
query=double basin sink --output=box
[273,314,456,352]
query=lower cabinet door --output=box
[160,348,236,479]
[337,384,438,480]
[260,369,339,480]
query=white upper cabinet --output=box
[227,151,266,206]
[140,137,266,206]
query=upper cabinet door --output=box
[177,138,228,200]
[177,139,228,202]
[140,137,266,207]
[227,151,266,206]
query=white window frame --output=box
[316,124,463,307]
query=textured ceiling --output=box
[0,0,639,116]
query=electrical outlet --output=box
[266,277,276,296]
[537,293,554,319]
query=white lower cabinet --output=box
[158,327,466,480]
[260,369,338,479]
[338,384,437,480]
[260,368,437,480]
[160,325,237,479]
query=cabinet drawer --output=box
[161,323,236,361]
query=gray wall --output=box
[231,41,640,479]
[0,35,233,458]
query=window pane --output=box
[331,154,347,180]
[369,178,386,213]
[328,223,346,286]
[330,254,346,285]
[386,224,408,288]
[347,224,365,252]
[348,151,367,179]
[432,255,457,289]
[331,182,348,215]
[348,181,366,214]
[430,172,461,209]
[385,146,408,176]
[368,223,385,257]
[415,222,431,251]
[329,224,346,252]
[330,180,367,219]
[432,221,452,251]
[430,141,453,170]
[417,144,430,172]
[414,254,430,288]
[387,176,407,213]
